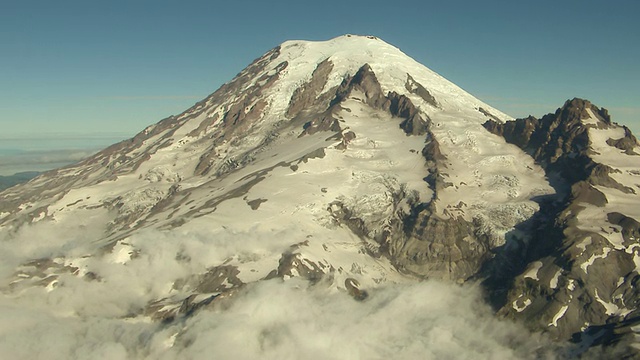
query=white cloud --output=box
[154,279,560,360]
[0,278,563,360]
[0,215,618,352]
[0,220,567,359]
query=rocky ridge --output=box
[484,98,640,354]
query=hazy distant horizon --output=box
[0,133,129,176]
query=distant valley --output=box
[0,171,40,191]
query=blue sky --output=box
[1,0,639,141]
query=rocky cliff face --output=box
[484,98,640,354]
[0,36,639,357]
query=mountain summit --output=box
[1,35,639,358]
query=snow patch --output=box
[31,211,46,223]
[523,261,543,281]
[548,305,569,327]
[550,269,562,289]
[581,108,600,126]
[581,247,612,274]
[594,289,633,317]
[576,236,592,254]
[512,297,532,313]
[632,247,640,274]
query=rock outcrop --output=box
[483,98,640,355]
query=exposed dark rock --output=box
[607,212,640,245]
[300,64,433,139]
[606,126,639,155]
[483,98,632,192]
[387,91,431,136]
[300,113,342,135]
[187,113,219,138]
[246,198,268,210]
[195,265,244,293]
[345,278,368,301]
[405,74,438,108]
[164,265,245,319]
[266,252,329,283]
[421,132,446,164]
[327,200,369,239]
[478,107,501,122]
[194,148,219,176]
[298,148,326,163]
[420,132,448,196]
[482,98,640,348]
[331,64,388,109]
[223,98,269,129]
[482,115,539,150]
[335,130,356,150]
[145,288,239,323]
[332,65,432,136]
[7,256,84,292]
[296,64,379,138]
[571,315,640,359]
[388,203,491,282]
[287,58,334,118]
[587,164,635,194]
[569,181,608,207]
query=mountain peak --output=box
[556,97,612,126]
[2,36,640,357]
[281,34,386,48]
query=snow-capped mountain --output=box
[0,35,638,358]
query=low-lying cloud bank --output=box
[0,219,595,359]
[0,279,562,360]
[160,280,563,360]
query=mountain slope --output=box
[0,35,638,357]
[484,98,640,352]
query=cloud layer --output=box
[0,278,563,360]
[158,279,562,360]
[0,217,571,359]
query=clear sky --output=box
[1,0,639,140]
